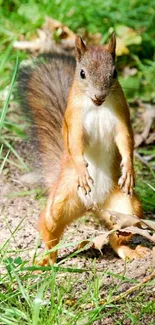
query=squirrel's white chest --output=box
[83,96,117,150]
[83,98,116,145]
[79,97,117,207]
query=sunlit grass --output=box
[0,217,155,325]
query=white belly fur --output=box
[78,96,118,208]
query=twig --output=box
[134,151,151,167]
[134,151,155,170]
[99,269,155,305]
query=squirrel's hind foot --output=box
[116,245,150,260]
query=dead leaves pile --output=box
[13,17,143,58]
[13,16,104,54]
[13,16,76,54]
[78,210,155,258]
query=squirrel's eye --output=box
[80,69,86,79]
[113,68,117,79]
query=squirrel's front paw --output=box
[118,160,134,195]
[77,162,94,195]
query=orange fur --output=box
[37,37,146,264]
[18,35,147,264]
[63,82,84,166]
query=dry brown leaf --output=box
[106,210,142,228]
[77,232,109,252]
[43,16,75,41]
[105,210,155,232]
[77,240,91,250]
[117,226,155,243]
[92,233,109,251]
[142,219,155,231]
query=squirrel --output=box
[18,33,148,265]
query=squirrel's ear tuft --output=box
[75,35,87,61]
[108,32,116,60]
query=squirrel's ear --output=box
[108,32,116,60]
[75,35,87,61]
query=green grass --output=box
[134,146,155,212]
[0,56,29,173]
[136,179,155,212]
[0,226,155,325]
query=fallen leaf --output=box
[77,240,91,250]
[141,219,155,231]
[117,226,155,243]
[43,16,75,41]
[106,210,142,228]
[77,232,109,252]
[115,25,142,56]
[104,210,155,232]
[92,233,109,251]
[116,37,129,56]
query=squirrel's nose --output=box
[95,94,106,101]
[92,90,108,106]
[92,93,107,106]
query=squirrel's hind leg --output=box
[97,188,150,260]
[37,171,84,266]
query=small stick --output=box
[99,269,155,305]
[134,151,155,170]
[134,151,150,167]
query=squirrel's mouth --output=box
[91,98,105,106]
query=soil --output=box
[0,141,155,325]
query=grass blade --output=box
[0,56,19,131]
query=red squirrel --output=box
[18,33,148,265]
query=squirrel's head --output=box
[75,33,117,106]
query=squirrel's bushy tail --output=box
[17,53,76,189]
